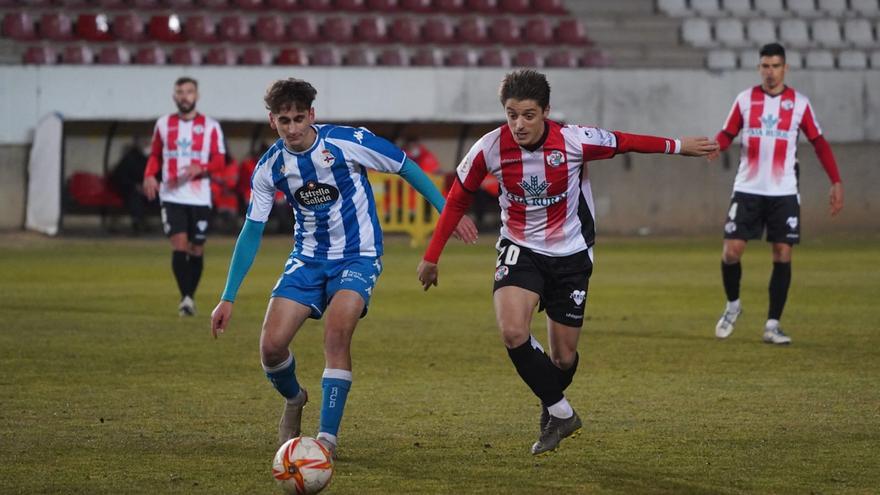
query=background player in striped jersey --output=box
[143,77,226,317]
[417,69,718,455]
[709,43,844,345]
[209,78,476,457]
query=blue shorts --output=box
[271,254,382,319]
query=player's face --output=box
[759,55,787,94]
[270,106,316,152]
[173,82,198,114]
[504,99,549,147]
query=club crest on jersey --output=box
[294,180,340,211]
[546,150,565,168]
[321,149,336,167]
[781,100,794,111]
[570,290,586,306]
[786,216,798,230]
[193,124,204,135]
[494,265,509,282]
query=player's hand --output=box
[211,300,234,339]
[679,136,719,157]
[452,215,479,244]
[829,182,844,217]
[705,149,721,162]
[185,164,205,180]
[142,176,159,201]
[417,260,439,292]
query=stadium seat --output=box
[706,49,737,70]
[97,45,131,64]
[838,50,868,69]
[411,47,443,66]
[433,0,466,12]
[532,0,566,14]
[112,13,146,42]
[466,0,497,13]
[499,0,530,13]
[657,0,689,17]
[344,46,376,65]
[56,0,92,5]
[61,44,95,64]
[205,46,238,64]
[302,0,333,9]
[579,49,610,67]
[170,46,203,65]
[310,45,343,65]
[277,47,306,64]
[337,0,367,9]
[321,17,354,43]
[489,17,521,45]
[67,173,124,208]
[184,15,217,43]
[75,14,113,42]
[843,19,875,48]
[805,49,835,68]
[523,18,554,45]
[2,12,36,41]
[746,18,777,45]
[513,49,542,68]
[739,48,758,68]
[478,47,511,67]
[445,48,478,66]
[23,45,57,64]
[871,51,880,69]
[266,0,299,9]
[367,0,399,11]
[233,0,264,9]
[355,16,389,43]
[812,19,845,48]
[134,46,167,64]
[722,0,752,16]
[544,50,578,68]
[39,13,74,41]
[378,47,408,65]
[148,15,184,43]
[785,49,804,68]
[754,0,786,16]
[241,46,272,65]
[817,0,848,16]
[851,0,880,16]
[400,0,432,12]
[389,17,421,43]
[289,16,320,43]
[787,0,821,17]
[556,19,588,45]
[779,18,810,47]
[423,17,454,44]
[682,18,713,48]
[256,16,287,42]
[691,0,723,17]
[218,16,252,42]
[457,17,489,44]
[715,18,747,47]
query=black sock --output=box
[721,261,742,302]
[189,255,203,297]
[172,250,192,299]
[768,262,791,320]
[506,339,564,407]
[558,352,579,391]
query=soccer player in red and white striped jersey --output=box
[417,69,718,455]
[142,77,226,316]
[710,43,844,345]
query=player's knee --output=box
[550,350,576,370]
[499,326,529,349]
[259,334,289,366]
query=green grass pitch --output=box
[0,233,878,494]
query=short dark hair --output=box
[264,78,317,113]
[175,76,198,88]
[759,43,786,62]
[499,69,550,110]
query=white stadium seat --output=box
[682,18,714,47]
[812,19,846,48]
[805,49,835,68]
[657,0,690,16]
[722,0,753,16]
[715,18,747,47]
[747,18,777,45]
[707,49,738,69]
[871,51,880,69]
[838,50,868,69]
[739,49,759,68]
[755,0,786,16]
[786,49,804,68]
[843,19,875,48]
[779,18,811,47]
[788,0,821,17]
[851,0,880,17]
[691,0,723,16]
[817,0,849,16]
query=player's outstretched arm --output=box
[679,136,720,157]
[398,158,478,244]
[210,218,266,338]
[829,182,844,217]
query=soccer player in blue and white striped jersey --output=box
[210,78,476,457]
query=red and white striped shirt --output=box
[145,113,226,206]
[719,86,832,196]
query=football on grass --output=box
[272,436,334,494]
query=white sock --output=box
[316,432,337,445]
[547,398,573,419]
[765,319,779,331]
[726,299,741,313]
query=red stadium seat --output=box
[400,0,432,12]
[75,14,113,42]
[55,0,92,6]
[337,0,367,10]
[445,48,477,66]
[378,47,408,66]
[241,46,272,65]
[277,47,306,64]
[321,17,354,43]
[184,15,216,43]
[389,17,421,43]
[478,47,511,67]
[218,16,252,42]
[366,0,399,10]
[68,173,124,208]
[113,13,146,42]
[266,0,298,8]
[533,0,566,14]
[499,0,530,13]
[97,45,131,64]
[344,46,377,66]
[23,45,57,64]
[466,0,497,13]
[355,16,388,43]
[523,18,554,45]
[310,46,342,65]
[170,46,203,65]
[580,49,610,67]
[205,46,238,65]
[513,49,542,67]
[233,0,264,9]
[3,12,37,41]
[544,50,577,67]
[288,16,319,42]
[301,0,332,10]
[18,0,52,4]
[556,18,588,45]
[198,0,230,8]
[434,0,465,12]
[411,47,443,66]
[422,17,454,44]
[457,17,489,44]
[256,16,287,42]
[489,17,521,45]
[148,15,184,42]
[61,44,95,64]
[134,46,167,64]
[39,13,74,41]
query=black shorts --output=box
[723,192,800,245]
[161,201,211,244]
[493,238,593,328]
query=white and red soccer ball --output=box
[272,436,334,494]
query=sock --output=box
[726,299,741,313]
[765,318,780,331]
[172,250,192,298]
[263,353,301,399]
[721,261,742,302]
[188,255,203,297]
[319,369,352,438]
[547,397,574,419]
[768,261,791,320]
[316,432,337,446]
[558,352,579,391]
[506,335,564,407]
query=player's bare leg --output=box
[764,243,793,345]
[717,239,746,338]
[261,297,312,445]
